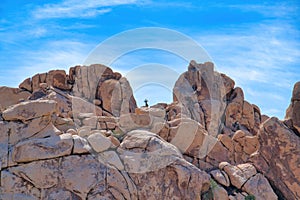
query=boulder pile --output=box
[0,61,299,200]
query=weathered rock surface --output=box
[0,62,298,200]
[251,117,300,199]
[12,134,73,163]
[285,81,300,133]
[2,99,57,121]
[0,87,31,110]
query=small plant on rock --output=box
[245,194,256,200]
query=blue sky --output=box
[0,0,299,119]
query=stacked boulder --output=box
[0,62,299,200]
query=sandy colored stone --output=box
[9,159,59,189]
[19,77,32,92]
[285,82,300,132]
[210,169,230,187]
[0,121,9,169]
[87,132,111,152]
[222,162,257,189]
[0,170,40,199]
[46,70,69,90]
[109,135,120,147]
[72,135,91,154]
[0,87,31,110]
[243,136,259,154]
[12,134,73,162]
[99,150,124,170]
[60,155,104,199]
[243,173,277,200]
[118,130,182,173]
[2,99,57,121]
[78,126,92,137]
[212,184,229,200]
[252,117,300,199]
[66,128,77,135]
[9,116,53,145]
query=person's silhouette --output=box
[144,99,149,107]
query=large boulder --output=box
[251,117,300,199]
[71,64,136,116]
[285,81,300,133]
[0,87,31,111]
[2,99,57,121]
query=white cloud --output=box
[0,40,93,87]
[32,0,141,19]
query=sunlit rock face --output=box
[0,61,298,200]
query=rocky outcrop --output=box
[285,81,300,133]
[0,87,31,111]
[0,62,298,200]
[251,117,300,199]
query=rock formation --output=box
[0,61,299,200]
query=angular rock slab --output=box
[243,173,277,200]
[2,99,57,121]
[12,134,73,162]
[0,122,9,169]
[60,155,105,199]
[9,159,59,189]
[118,130,182,173]
[0,87,31,110]
[0,170,40,200]
[220,162,257,189]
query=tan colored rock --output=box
[118,113,151,132]
[0,170,40,200]
[72,135,90,154]
[98,150,124,170]
[45,90,72,117]
[285,81,300,132]
[72,65,136,116]
[66,128,77,135]
[109,135,120,147]
[118,130,182,173]
[72,96,103,119]
[228,192,246,200]
[243,173,277,200]
[9,159,59,189]
[12,134,73,163]
[116,130,210,199]
[128,159,210,200]
[9,115,51,145]
[87,132,111,152]
[82,116,98,128]
[222,162,257,189]
[206,140,230,167]
[97,78,121,114]
[0,87,31,110]
[19,77,32,92]
[0,121,9,169]
[212,184,229,200]
[43,189,81,200]
[241,101,254,131]
[46,70,69,90]
[60,155,104,199]
[243,135,259,154]
[210,169,230,187]
[78,126,92,137]
[2,99,57,121]
[251,117,300,200]
[218,134,234,153]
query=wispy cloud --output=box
[0,40,93,87]
[32,0,142,19]
[227,3,298,18]
[192,3,300,118]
